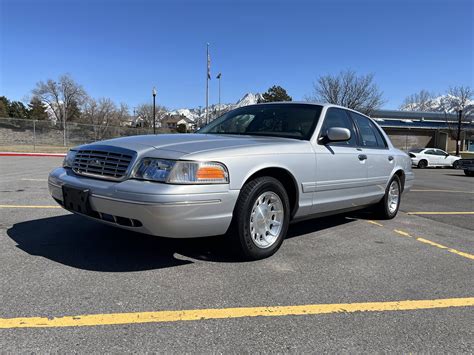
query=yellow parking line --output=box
[407,212,474,215]
[1,297,473,329]
[410,189,474,194]
[392,229,474,260]
[367,220,384,227]
[0,205,61,209]
[394,229,411,237]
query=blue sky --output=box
[1,0,472,110]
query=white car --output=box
[409,148,461,169]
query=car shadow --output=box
[7,213,360,272]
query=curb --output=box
[0,152,66,157]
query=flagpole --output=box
[206,43,210,125]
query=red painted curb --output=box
[0,152,66,157]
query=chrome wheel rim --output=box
[388,181,400,214]
[249,191,284,249]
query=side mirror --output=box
[326,127,351,142]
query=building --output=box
[372,110,474,152]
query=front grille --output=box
[72,147,135,181]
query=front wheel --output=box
[229,176,290,260]
[375,175,401,219]
[465,170,474,177]
[417,160,428,169]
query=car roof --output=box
[242,101,372,118]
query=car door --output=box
[435,149,451,166]
[313,107,369,213]
[349,111,393,200]
[424,149,439,166]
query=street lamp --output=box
[152,87,157,134]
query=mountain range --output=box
[168,92,264,121]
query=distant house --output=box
[162,115,195,131]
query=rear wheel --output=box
[229,176,290,260]
[453,160,460,169]
[375,175,401,219]
[417,160,428,169]
[465,170,474,177]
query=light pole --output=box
[456,109,462,156]
[152,87,157,134]
[216,72,222,116]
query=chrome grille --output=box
[72,147,135,181]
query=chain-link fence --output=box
[0,117,166,152]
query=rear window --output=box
[409,149,424,153]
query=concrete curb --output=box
[0,152,66,157]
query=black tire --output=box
[453,160,460,169]
[465,170,474,177]
[417,160,428,169]
[375,175,401,220]
[228,176,290,260]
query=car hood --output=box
[76,133,310,159]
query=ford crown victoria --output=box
[49,103,414,259]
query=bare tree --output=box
[400,90,436,111]
[136,103,168,128]
[32,74,87,145]
[440,86,473,116]
[307,70,384,115]
[81,98,130,140]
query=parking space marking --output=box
[410,189,474,194]
[366,221,474,260]
[0,297,473,329]
[0,205,61,209]
[393,229,474,260]
[20,178,48,182]
[367,220,384,227]
[407,212,474,215]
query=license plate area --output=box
[62,185,90,214]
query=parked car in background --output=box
[409,148,461,168]
[456,158,474,176]
[49,103,414,260]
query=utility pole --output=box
[152,87,157,134]
[206,43,210,125]
[216,72,222,116]
[455,109,462,156]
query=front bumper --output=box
[48,167,239,238]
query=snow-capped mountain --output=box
[169,92,264,121]
[400,94,473,114]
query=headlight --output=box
[133,158,176,182]
[63,150,77,168]
[133,159,229,184]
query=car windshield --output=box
[197,104,323,140]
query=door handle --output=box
[388,156,394,161]
[358,154,367,161]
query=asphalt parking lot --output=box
[1,157,473,352]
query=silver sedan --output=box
[49,103,414,259]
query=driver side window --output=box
[319,108,358,146]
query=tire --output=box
[375,175,401,220]
[453,160,460,169]
[465,170,474,177]
[417,160,428,169]
[229,176,290,260]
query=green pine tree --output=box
[8,101,29,119]
[0,96,10,117]
[260,85,292,103]
[28,97,49,120]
